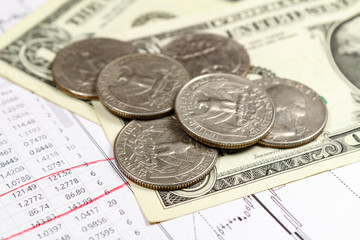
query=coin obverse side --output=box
[161,33,250,78]
[113,117,218,190]
[254,78,328,148]
[97,53,191,119]
[52,38,137,99]
[175,73,275,149]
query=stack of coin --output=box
[51,34,328,190]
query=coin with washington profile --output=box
[52,38,137,100]
[97,53,190,119]
[161,33,250,78]
[254,78,328,148]
[113,117,218,190]
[175,73,275,149]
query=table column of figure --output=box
[62,162,148,240]
[0,82,110,239]
[0,80,168,240]
[1,91,125,239]
[0,80,72,236]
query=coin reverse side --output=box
[113,117,218,190]
[97,53,190,119]
[161,33,250,78]
[254,78,328,148]
[175,73,275,149]
[52,38,137,99]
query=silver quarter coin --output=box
[113,117,218,190]
[161,33,250,78]
[254,78,328,148]
[52,38,137,99]
[175,73,275,149]
[97,53,190,119]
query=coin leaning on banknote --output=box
[113,117,218,190]
[254,78,328,148]
[52,38,138,100]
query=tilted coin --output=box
[175,73,275,149]
[52,38,137,99]
[254,78,328,148]
[161,33,250,78]
[97,53,190,119]
[113,117,218,190]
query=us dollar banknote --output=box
[94,0,360,222]
[0,0,240,123]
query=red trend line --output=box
[0,157,115,198]
[3,181,129,240]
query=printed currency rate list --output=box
[0,79,167,240]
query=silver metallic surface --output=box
[175,73,275,149]
[52,38,137,99]
[113,117,218,190]
[255,78,328,148]
[161,33,250,78]
[97,53,190,119]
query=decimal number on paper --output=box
[1,95,19,106]
[88,227,115,240]
[48,169,72,182]
[19,127,42,138]
[68,197,92,210]
[37,223,62,239]
[18,193,44,208]
[12,184,37,198]
[41,160,66,173]
[64,187,86,200]
[23,134,48,146]
[36,151,60,163]
[29,143,54,156]
[2,103,24,114]
[28,203,50,216]
[7,110,30,122]
[54,178,80,191]
[6,174,31,188]
[12,118,36,130]
[0,147,12,156]
[81,217,108,232]
[0,156,19,169]
[0,165,25,179]
[75,206,99,221]
[31,214,56,227]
